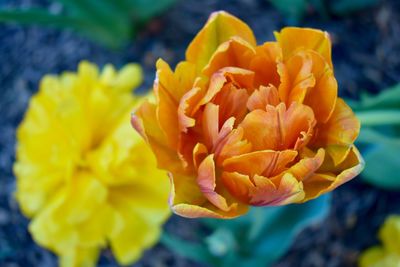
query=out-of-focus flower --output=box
[132,11,364,219]
[359,215,400,267]
[14,61,170,267]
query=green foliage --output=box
[161,194,331,267]
[0,0,176,49]
[269,0,379,24]
[350,84,400,189]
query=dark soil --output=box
[0,0,400,266]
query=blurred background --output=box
[1,0,400,266]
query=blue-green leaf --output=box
[360,142,400,190]
[163,195,331,267]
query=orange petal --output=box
[303,50,337,123]
[312,98,360,165]
[200,67,254,106]
[278,52,316,105]
[214,127,252,166]
[221,171,254,204]
[250,173,305,206]
[132,101,184,174]
[275,27,332,68]
[249,42,282,88]
[223,150,297,178]
[314,98,360,145]
[193,143,208,169]
[178,87,203,132]
[202,37,256,77]
[186,11,256,71]
[169,172,248,219]
[154,75,180,149]
[240,102,315,151]
[212,84,249,126]
[202,103,220,149]
[287,148,325,181]
[156,59,196,102]
[302,145,364,201]
[178,67,253,133]
[222,172,305,206]
[247,85,280,111]
[197,154,231,211]
[172,202,248,219]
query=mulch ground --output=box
[1,0,400,266]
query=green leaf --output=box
[0,8,124,48]
[202,195,330,267]
[347,84,400,189]
[0,0,177,49]
[0,8,84,27]
[160,232,216,265]
[350,84,400,111]
[330,0,379,15]
[356,110,400,126]
[361,142,400,190]
[269,0,308,25]
[249,194,331,265]
[129,0,176,21]
[205,228,237,257]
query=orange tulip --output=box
[132,11,364,218]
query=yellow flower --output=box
[14,61,170,267]
[359,215,400,267]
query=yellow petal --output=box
[359,246,387,267]
[114,63,143,91]
[379,215,400,254]
[59,247,100,267]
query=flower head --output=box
[359,215,400,267]
[14,61,170,266]
[132,11,364,219]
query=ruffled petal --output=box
[221,172,305,206]
[278,52,315,105]
[287,148,325,181]
[275,27,332,68]
[197,154,232,211]
[223,149,297,177]
[302,145,364,201]
[303,50,337,123]
[247,85,280,111]
[249,42,282,88]
[132,101,184,173]
[202,37,256,77]
[240,102,315,151]
[169,172,248,218]
[186,11,256,71]
[251,173,305,206]
[312,98,360,165]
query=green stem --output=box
[356,110,400,126]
